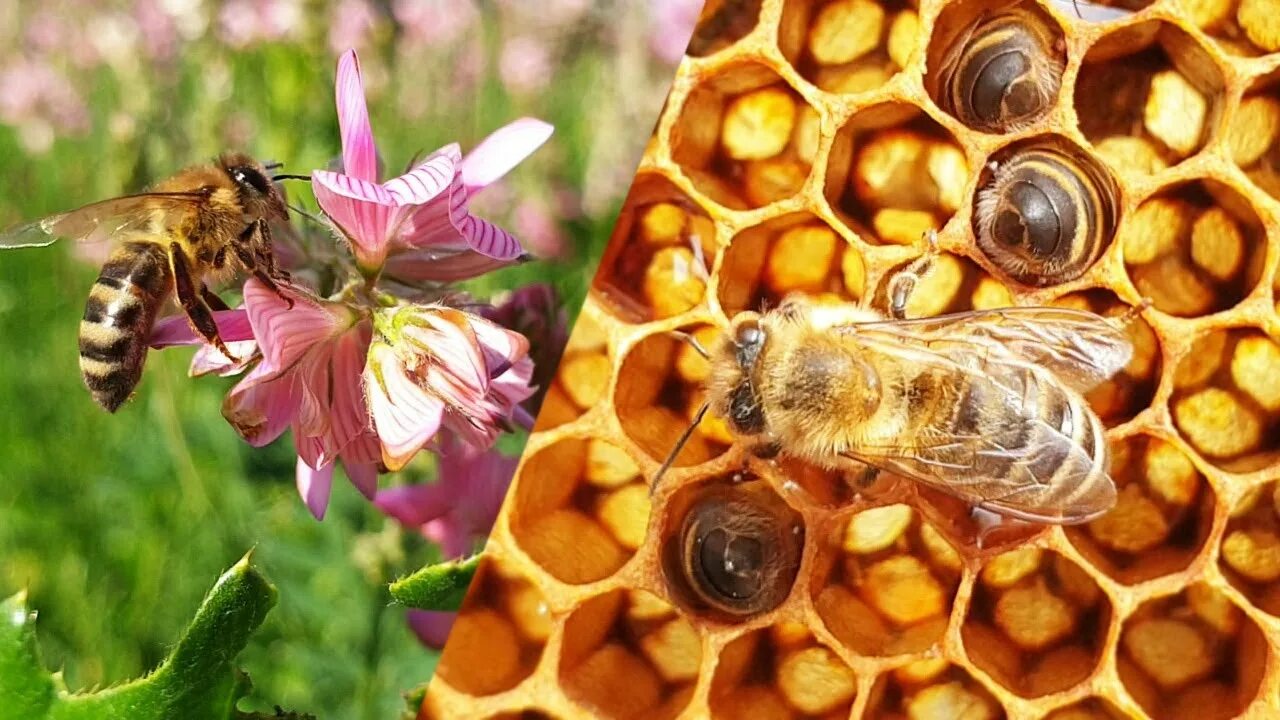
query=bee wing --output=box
[851,307,1132,393]
[0,192,209,249]
[1046,0,1134,23]
[840,331,1117,524]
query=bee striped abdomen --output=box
[939,363,1111,519]
[975,144,1119,286]
[79,241,171,412]
[940,11,1062,133]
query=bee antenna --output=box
[668,330,710,359]
[263,160,284,171]
[272,174,313,182]
[650,401,710,497]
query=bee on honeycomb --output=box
[422,1,1280,718]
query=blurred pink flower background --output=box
[0,0,703,657]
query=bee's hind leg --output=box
[888,230,941,319]
[171,243,240,363]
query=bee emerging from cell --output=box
[933,7,1065,133]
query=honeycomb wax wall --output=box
[422,0,1280,717]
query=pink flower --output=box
[151,280,378,520]
[499,37,552,95]
[0,60,89,134]
[379,447,517,650]
[328,0,381,54]
[649,0,702,64]
[393,0,477,48]
[512,199,568,260]
[218,0,303,48]
[133,0,179,61]
[375,448,516,558]
[407,610,455,650]
[363,305,534,471]
[311,49,553,278]
[482,284,567,415]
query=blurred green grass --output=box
[0,4,676,717]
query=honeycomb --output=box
[422,0,1280,717]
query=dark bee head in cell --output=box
[974,141,1119,286]
[719,313,767,436]
[668,482,803,618]
[218,152,289,222]
[933,9,1064,133]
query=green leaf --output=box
[389,555,481,611]
[0,553,313,720]
[401,684,428,720]
[0,591,57,719]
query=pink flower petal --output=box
[341,428,382,466]
[328,324,374,457]
[335,49,378,183]
[343,458,379,499]
[440,413,500,451]
[383,247,513,283]
[407,609,455,650]
[373,483,455,526]
[365,344,445,471]
[423,517,478,559]
[467,315,531,377]
[382,150,457,204]
[294,338,336,443]
[296,457,335,520]
[222,361,299,447]
[461,118,553,195]
[150,309,254,348]
[491,357,537,408]
[402,309,487,392]
[190,339,258,377]
[244,280,347,373]
[395,173,522,261]
[312,169,396,256]
[457,214,522,262]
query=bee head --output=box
[219,153,289,221]
[722,313,767,436]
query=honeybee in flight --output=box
[0,153,296,412]
[660,233,1134,525]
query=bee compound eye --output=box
[941,11,1063,133]
[975,143,1118,286]
[232,166,270,195]
[676,486,803,617]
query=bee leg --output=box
[751,441,782,459]
[888,230,941,319]
[252,268,295,310]
[847,464,881,490]
[201,284,230,312]
[171,243,240,363]
[1112,296,1153,328]
[250,218,291,281]
[234,241,295,310]
[970,506,1037,550]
